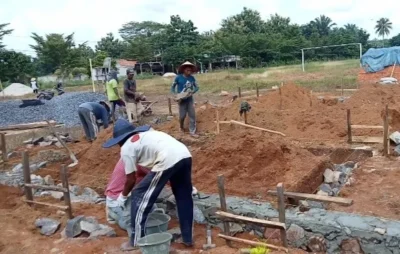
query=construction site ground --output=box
[2,64,400,253]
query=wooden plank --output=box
[384,105,389,157]
[335,89,358,92]
[230,120,286,137]
[279,87,282,110]
[218,234,288,253]
[217,175,232,247]
[351,125,383,129]
[347,109,352,143]
[0,120,57,131]
[61,165,73,219]
[22,151,33,202]
[256,84,259,98]
[214,121,231,124]
[24,184,68,192]
[24,200,68,210]
[267,190,353,206]
[0,133,6,162]
[352,136,383,144]
[216,211,285,229]
[238,87,241,98]
[277,183,288,247]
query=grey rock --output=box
[395,145,400,156]
[157,187,173,202]
[32,137,45,145]
[320,184,333,195]
[26,144,34,149]
[35,218,60,236]
[12,163,23,173]
[65,215,84,238]
[193,205,207,224]
[340,238,363,254]
[332,171,343,183]
[390,131,400,145]
[323,169,334,183]
[316,190,329,196]
[167,227,182,241]
[95,197,106,204]
[37,149,68,162]
[30,174,44,185]
[344,227,352,235]
[69,185,81,195]
[337,216,371,231]
[44,175,54,185]
[54,142,63,148]
[82,187,99,200]
[39,141,53,147]
[89,224,116,238]
[40,191,51,197]
[332,187,340,196]
[56,210,66,216]
[37,161,47,169]
[30,164,39,172]
[343,161,356,168]
[23,138,34,144]
[80,220,100,233]
[218,222,243,235]
[166,116,174,121]
[374,228,386,235]
[286,224,305,246]
[150,118,161,124]
[48,191,64,200]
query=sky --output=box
[1,0,399,56]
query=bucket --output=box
[137,232,172,254]
[145,212,171,235]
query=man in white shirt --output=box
[103,119,194,251]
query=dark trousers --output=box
[110,99,125,119]
[33,89,38,94]
[130,157,193,246]
[178,97,196,134]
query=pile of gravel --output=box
[0,92,107,127]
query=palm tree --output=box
[311,15,336,36]
[375,18,393,46]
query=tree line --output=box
[0,8,399,83]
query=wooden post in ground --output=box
[341,79,344,96]
[217,175,232,247]
[168,98,173,116]
[347,109,352,143]
[216,109,220,134]
[60,165,73,219]
[256,83,259,99]
[310,90,313,107]
[383,104,389,157]
[279,87,282,110]
[238,87,241,98]
[22,151,33,203]
[0,133,6,162]
[277,183,288,247]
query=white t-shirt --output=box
[121,129,191,174]
[31,81,38,90]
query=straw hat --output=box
[178,61,197,74]
[31,77,36,82]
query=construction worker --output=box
[171,61,199,136]
[30,78,39,94]
[123,68,144,123]
[103,119,194,251]
[105,159,157,236]
[106,70,125,120]
[78,101,110,142]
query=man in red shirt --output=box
[105,159,156,236]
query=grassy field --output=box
[2,59,360,100]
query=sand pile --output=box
[191,131,325,197]
[2,83,33,96]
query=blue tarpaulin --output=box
[361,47,400,73]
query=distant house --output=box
[91,59,137,82]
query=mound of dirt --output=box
[191,131,325,198]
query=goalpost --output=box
[301,43,362,72]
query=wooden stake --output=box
[24,200,69,210]
[217,175,232,247]
[218,234,288,253]
[0,133,6,162]
[267,190,353,206]
[256,83,259,98]
[277,183,288,247]
[279,87,282,110]
[341,81,344,96]
[238,87,241,98]
[22,151,33,203]
[168,98,172,116]
[60,165,73,219]
[347,109,352,143]
[216,109,220,134]
[384,104,389,157]
[243,111,248,124]
[310,90,313,107]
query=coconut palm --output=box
[311,15,336,36]
[375,18,393,46]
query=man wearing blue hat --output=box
[103,119,194,251]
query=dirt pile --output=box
[191,131,325,198]
[358,65,400,84]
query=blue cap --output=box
[102,119,150,148]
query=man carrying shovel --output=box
[103,119,194,251]
[171,61,199,136]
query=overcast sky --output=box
[1,0,399,56]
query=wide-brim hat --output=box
[31,78,36,82]
[103,119,151,148]
[178,61,197,74]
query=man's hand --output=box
[116,193,128,207]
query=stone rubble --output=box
[319,161,356,197]
[35,218,60,236]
